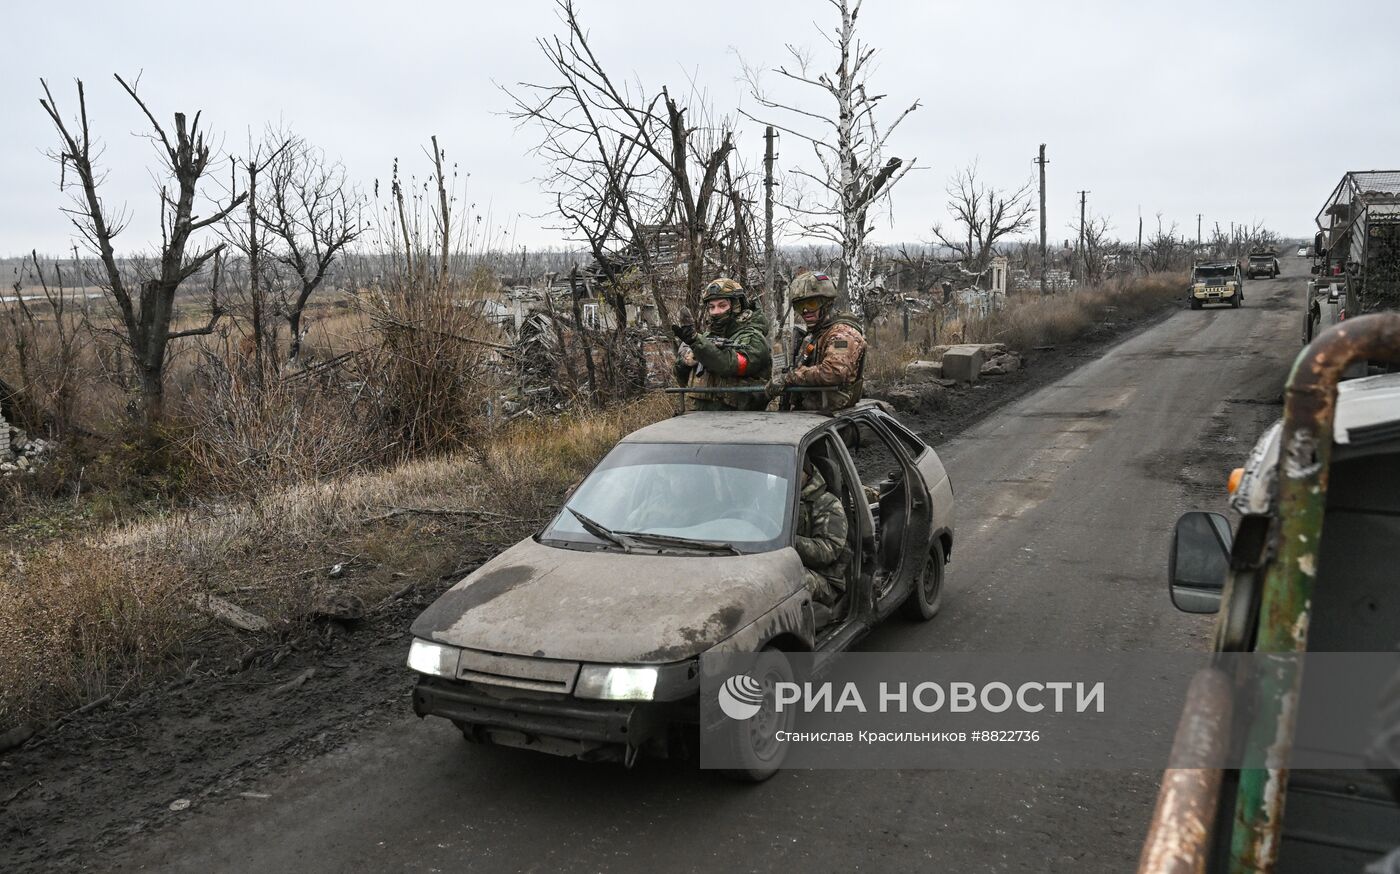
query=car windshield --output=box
[1194,266,1233,280]
[540,442,795,553]
[1249,255,1271,262]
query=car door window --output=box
[839,419,906,488]
[883,419,927,460]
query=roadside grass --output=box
[864,272,1185,383]
[0,393,672,731]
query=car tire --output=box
[722,646,796,783]
[1231,295,1242,309]
[902,539,946,621]
[1190,298,1203,310]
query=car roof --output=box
[621,411,834,446]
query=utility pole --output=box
[1196,214,1203,249]
[1137,211,1143,268]
[763,126,781,357]
[1076,190,1089,283]
[1035,144,1048,296]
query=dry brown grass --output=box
[0,393,672,729]
[0,546,188,724]
[864,272,1184,383]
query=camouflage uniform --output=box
[795,467,849,606]
[785,313,867,412]
[673,282,773,412]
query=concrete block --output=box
[941,345,986,382]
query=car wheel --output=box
[902,540,946,621]
[722,646,795,783]
[1231,295,1242,309]
[1190,299,1203,310]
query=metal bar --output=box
[1137,667,1233,874]
[661,386,828,394]
[1228,313,1400,874]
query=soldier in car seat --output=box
[796,461,849,608]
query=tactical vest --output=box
[793,315,866,412]
[693,310,769,411]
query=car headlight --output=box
[407,638,462,678]
[575,665,659,701]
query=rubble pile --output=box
[878,344,1025,415]
[0,418,51,477]
[904,344,1023,385]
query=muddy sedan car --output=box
[407,403,954,778]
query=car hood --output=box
[410,537,804,663]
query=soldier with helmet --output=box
[671,277,772,411]
[766,270,868,412]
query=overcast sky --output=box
[4,0,1398,259]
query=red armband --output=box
[735,352,749,376]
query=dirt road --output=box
[38,264,1307,873]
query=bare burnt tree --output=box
[742,0,920,315]
[509,0,737,319]
[712,154,765,297]
[0,251,90,434]
[1076,212,1114,286]
[1142,214,1189,273]
[219,134,293,379]
[38,75,242,430]
[892,243,956,301]
[931,163,1035,287]
[262,132,366,360]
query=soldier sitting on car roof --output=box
[765,270,867,413]
[671,278,772,411]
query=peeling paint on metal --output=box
[1282,428,1321,479]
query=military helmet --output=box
[789,271,838,304]
[702,277,746,306]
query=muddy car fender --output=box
[704,568,815,656]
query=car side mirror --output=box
[1168,511,1232,614]
[1310,264,1321,275]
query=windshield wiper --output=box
[608,530,742,555]
[567,507,635,553]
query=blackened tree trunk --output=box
[39,76,240,435]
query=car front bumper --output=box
[1193,286,1236,300]
[413,676,697,759]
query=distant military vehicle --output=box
[1313,170,1400,315]
[1245,250,1279,279]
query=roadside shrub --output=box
[0,545,189,727]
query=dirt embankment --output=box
[0,292,1186,873]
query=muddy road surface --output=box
[29,264,1310,873]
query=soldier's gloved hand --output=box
[671,323,698,346]
[765,374,789,399]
